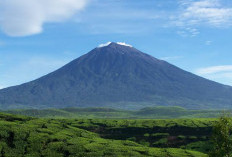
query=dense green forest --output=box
[4,106,227,119]
[0,111,218,157]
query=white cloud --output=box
[195,65,232,86]
[0,86,4,89]
[196,65,232,75]
[98,42,112,48]
[0,0,88,36]
[177,27,199,37]
[98,42,133,48]
[160,56,183,61]
[116,42,132,47]
[176,0,232,27]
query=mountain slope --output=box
[0,42,232,109]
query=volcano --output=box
[0,42,232,110]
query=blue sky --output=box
[0,0,232,89]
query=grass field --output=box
[0,111,218,157]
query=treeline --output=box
[4,106,227,119]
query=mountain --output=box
[0,42,232,110]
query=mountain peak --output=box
[98,42,133,48]
[0,43,232,110]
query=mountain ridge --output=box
[0,42,232,110]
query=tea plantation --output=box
[0,112,216,156]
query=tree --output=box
[209,114,232,157]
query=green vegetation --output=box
[0,112,216,156]
[4,106,227,119]
[209,114,232,157]
[2,108,231,157]
[67,118,215,153]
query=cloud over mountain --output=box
[196,65,232,75]
[195,65,232,86]
[0,0,88,36]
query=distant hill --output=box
[0,42,232,109]
[5,107,225,119]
